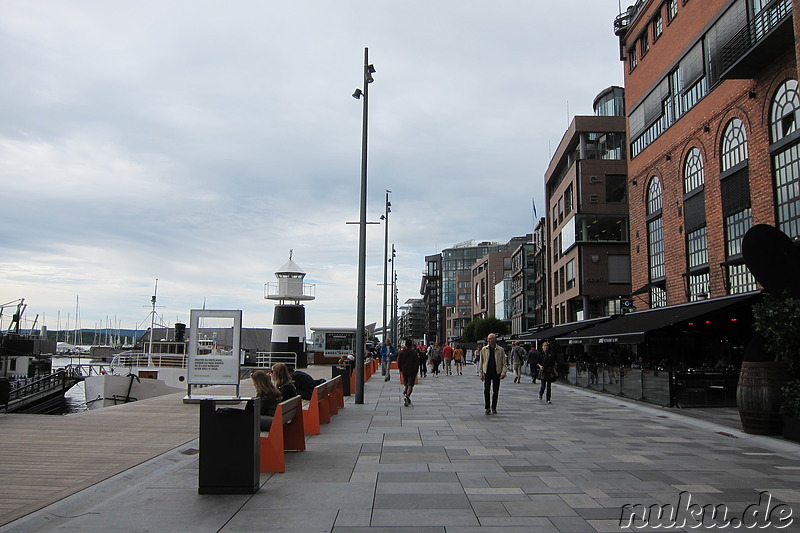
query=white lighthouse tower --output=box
[264,250,315,368]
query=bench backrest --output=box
[313,380,328,400]
[279,395,302,425]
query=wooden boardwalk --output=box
[0,366,337,527]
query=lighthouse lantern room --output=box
[265,250,314,368]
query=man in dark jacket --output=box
[290,369,316,401]
[397,338,420,406]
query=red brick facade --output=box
[621,0,798,307]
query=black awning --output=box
[555,292,760,345]
[517,316,613,342]
[631,279,666,296]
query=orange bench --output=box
[260,395,305,473]
[302,380,331,435]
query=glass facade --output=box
[771,79,800,240]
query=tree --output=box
[462,317,508,342]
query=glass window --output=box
[668,0,678,21]
[575,215,629,242]
[606,174,627,203]
[721,118,749,171]
[688,272,710,301]
[651,286,667,308]
[647,176,663,215]
[653,11,663,40]
[648,217,665,280]
[687,227,708,269]
[770,79,799,143]
[565,184,573,214]
[773,142,800,239]
[566,260,575,290]
[647,177,665,282]
[629,46,638,71]
[640,32,649,56]
[683,147,704,194]
[608,255,631,283]
[728,263,758,294]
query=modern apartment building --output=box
[397,298,425,342]
[470,250,513,322]
[421,254,442,343]
[616,0,799,306]
[509,241,538,335]
[545,86,631,325]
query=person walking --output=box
[442,342,454,375]
[528,344,541,383]
[538,342,557,403]
[417,342,428,377]
[453,344,464,375]
[397,338,419,406]
[428,342,442,376]
[479,333,508,415]
[380,339,396,382]
[509,341,527,383]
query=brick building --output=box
[617,0,799,307]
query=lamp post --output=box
[381,190,391,344]
[390,244,396,347]
[352,47,375,405]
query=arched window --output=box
[646,176,666,307]
[771,79,800,240]
[720,118,756,294]
[683,148,709,300]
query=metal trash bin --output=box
[198,398,260,494]
[332,365,351,396]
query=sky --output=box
[0,0,625,336]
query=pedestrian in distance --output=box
[527,344,541,383]
[510,341,527,383]
[428,342,443,376]
[380,339,395,382]
[538,342,557,403]
[417,342,428,377]
[479,333,508,415]
[442,342,454,375]
[397,338,419,406]
[453,344,464,375]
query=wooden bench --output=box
[302,380,331,435]
[259,395,305,473]
[328,374,344,409]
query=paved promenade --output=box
[2,364,799,532]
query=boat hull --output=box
[84,369,185,409]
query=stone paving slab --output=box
[2,366,799,532]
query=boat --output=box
[82,282,272,409]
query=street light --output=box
[381,190,391,344]
[389,244,396,346]
[353,47,375,405]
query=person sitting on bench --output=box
[290,369,316,401]
[247,369,283,431]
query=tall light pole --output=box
[381,190,391,343]
[390,244,396,347]
[352,47,375,405]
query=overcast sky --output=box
[1,1,624,336]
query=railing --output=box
[562,362,738,408]
[720,0,792,74]
[63,363,114,378]
[254,351,298,368]
[7,370,72,401]
[112,352,188,369]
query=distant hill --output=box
[20,329,145,345]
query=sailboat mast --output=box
[148,279,158,356]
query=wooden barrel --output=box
[737,361,788,435]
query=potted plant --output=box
[780,379,800,442]
[738,292,800,435]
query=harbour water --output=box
[51,357,89,413]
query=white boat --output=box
[82,350,188,409]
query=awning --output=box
[517,316,613,342]
[555,292,760,345]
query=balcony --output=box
[718,0,793,80]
